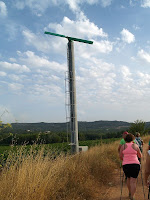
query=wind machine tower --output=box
[44,31,93,153]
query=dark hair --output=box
[124,133,134,143]
[136,132,140,137]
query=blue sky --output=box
[1,0,150,123]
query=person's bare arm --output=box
[145,152,150,185]
[119,145,124,160]
[118,144,122,153]
[137,147,142,158]
[132,143,142,158]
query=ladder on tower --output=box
[65,71,70,143]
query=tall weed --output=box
[0,141,121,200]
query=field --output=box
[0,136,149,200]
[0,137,119,155]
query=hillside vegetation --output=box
[10,120,131,133]
[1,119,150,145]
[0,136,148,200]
[0,140,120,200]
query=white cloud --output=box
[64,0,112,11]
[137,71,150,86]
[14,0,50,16]
[91,40,113,53]
[137,49,150,63]
[8,74,26,82]
[18,51,66,72]
[141,0,150,8]
[75,58,116,106]
[120,28,135,43]
[0,1,7,17]
[120,65,132,80]
[133,24,140,30]
[47,15,108,39]
[0,71,6,76]
[5,22,18,41]
[23,15,111,57]
[0,61,30,73]
[9,58,17,62]
[31,83,63,96]
[45,15,112,56]
[100,0,112,7]
[8,83,24,91]
[74,39,113,60]
[14,0,112,15]
[22,30,51,52]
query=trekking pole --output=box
[140,162,146,200]
[120,162,122,187]
[120,173,124,200]
[120,165,124,200]
[142,146,144,161]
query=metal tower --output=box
[44,31,93,153]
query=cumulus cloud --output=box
[8,83,24,91]
[9,58,17,62]
[14,0,50,16]
[137,71,150,86]
[73,39,113,60]
[100,0,113,7]
[137,49,150,63]
[46,14,113,55]
[0,61,30,73]
[120,65,132,81]
[14,0,112,15]
[120,28,135,43]
[22,30,51,52]
[64,0,112,11]
[47,15,108,39]
[141,0,150,8]
[0,1,7,17]
[133,24,140,30]
[17,51,66,72]
[75,57,116,106]
[30,83,63,97]
[8,74,27,82]
[0,71,6,76]
[23,15,112,56]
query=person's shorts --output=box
[123,164,140,178]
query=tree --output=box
[0,121,13,145]
[129,119,145,135]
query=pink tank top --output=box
[122,143,140,165]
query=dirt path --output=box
[102,145,149,200]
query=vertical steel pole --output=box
[67,39,79,154]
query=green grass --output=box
[0,138,120,169]
[79,138,119,147]
[0,145,12,154]
[0,138,119,155]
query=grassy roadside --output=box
[0,142,119,199]
[0,136,149,200]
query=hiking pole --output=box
[120,162,122,188]
[140,162,146,200]
[120,170,124,200]
[148,184,150,199]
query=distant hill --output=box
[10,120,132,133]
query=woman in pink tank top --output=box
[120,133,142,200]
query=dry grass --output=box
[1,136,149,200]
[143,135,150,144]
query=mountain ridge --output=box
[10,120,131,133]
